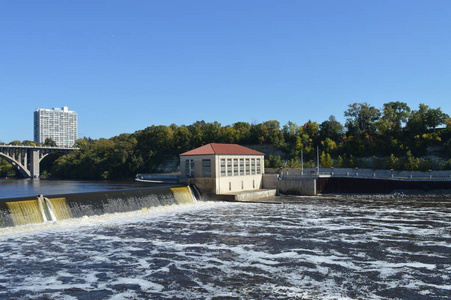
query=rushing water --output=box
[0,196,450,299]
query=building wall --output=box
[34,106,78,147]
[180,154,264,194]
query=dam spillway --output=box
[0,185,196,228]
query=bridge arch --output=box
[0,152,30,177]
[0,145,78,178]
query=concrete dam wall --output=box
[262,174,317,196]
[263,173,451,195]
[317,177,451,194]
[0,185,196,228]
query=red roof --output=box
[180,143,264,156]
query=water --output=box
[0,196,450,299]
[0,179,156,199]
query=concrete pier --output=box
[216,189,277,201]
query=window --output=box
[185,160,189,176]
[227,159,232,176]
[251,158,256,175]
[240,159,244,176]
[245,158,250,175]
[190,160,195,177]
[185,159,195,177]
[257,158,261,174]
[220,159,226,176]
[202,159,211,177]
[233,159,238,176]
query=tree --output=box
[378,101,411,134]
[282,121,300,144]
[218,126,237,143]
[44,138,57,147]
[265,155,283,168]
[425,107,449,130]
[319,115,344,142]
[320,151,333,168]
[406,104,449,135]
[173,125,192,153]
[344,102,381,135]
[232,122,251,143]
[22,140,37,146]
[303,121,319,143]
[203,121,221,143]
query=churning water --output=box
[0,196,450,299]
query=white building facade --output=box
[180,143,265,195]
[34,106,78,147]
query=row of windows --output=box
[220,158,261,177]
[185,158,262,178]
[34,111,78,147]
[186,159,213,178]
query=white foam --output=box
[0,199,450,299]
[111,277,164,292]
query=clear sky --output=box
[1,0,450,143]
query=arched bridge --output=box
[0,145,78,178]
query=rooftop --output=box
[180,143,264,156]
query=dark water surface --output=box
[0,179,155,199]
[0,196,450,299]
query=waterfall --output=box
[5,200,45,226]
[0,185,197,228]
[189,184,202,201]
[44,197,72,221]
[172,186,197,204]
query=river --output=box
[0,178,154,199]
[0,191,450,299]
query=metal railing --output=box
[278,168,451,181]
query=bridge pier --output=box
[30,149,40,178]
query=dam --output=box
[0,185,197,228]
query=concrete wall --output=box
[317,177,451,193]
[187,178,217,197]
[278,178,316,196]
[262,174,317,196]
[234,189,276,201]
[262,174,278,189]
[218,174,262,194]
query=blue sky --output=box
[1,0,450,143]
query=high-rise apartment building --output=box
[34,106,78,147]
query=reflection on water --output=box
[0,179,156,199]
[0,196,450,299]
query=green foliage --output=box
[0,158,16,177]
[43,138,57,147]
[320,151,333,168]
[40,101,451,179]
[319,115,344,142]
[265,155,283,168]
[345,102,381,135]
[378,101,411,135]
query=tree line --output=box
[1,101,451,179]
